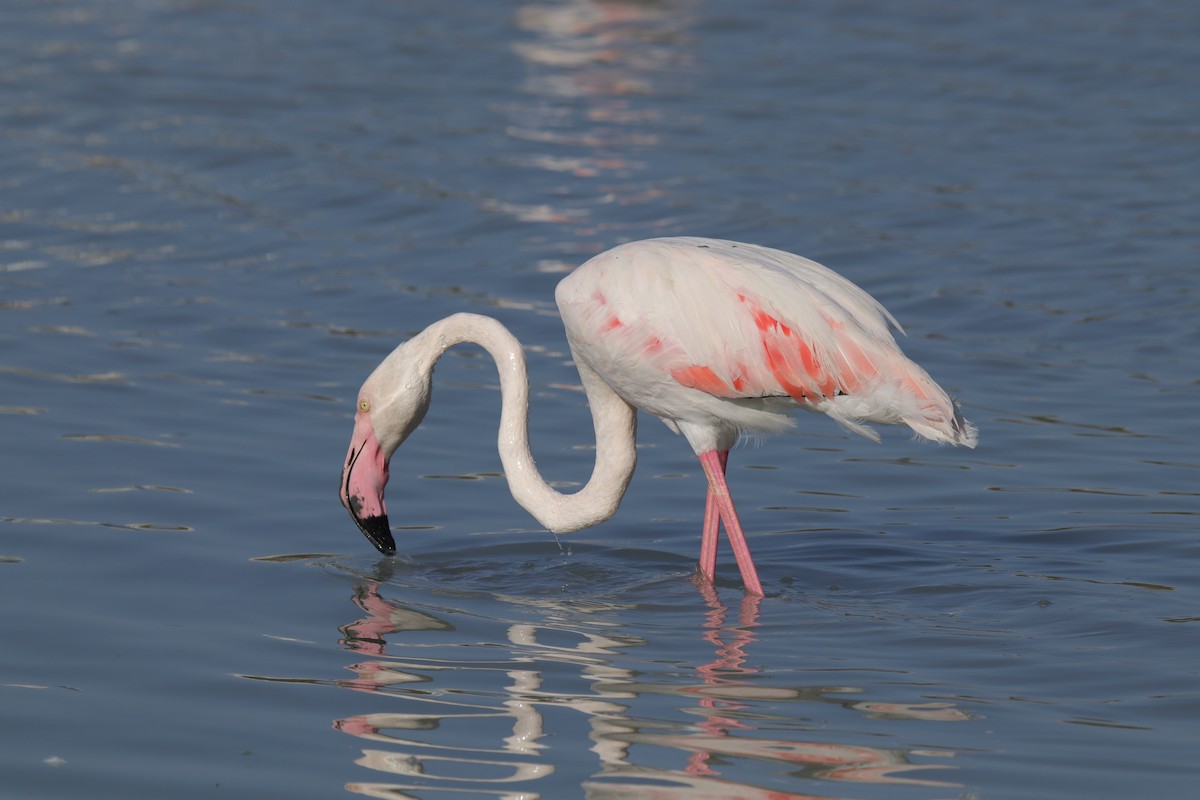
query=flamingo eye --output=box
[358,399,370,413]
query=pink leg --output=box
[698,449,729,582]
[698,450,764,596]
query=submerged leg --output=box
[698,450,729,582]
[698,450,764,596]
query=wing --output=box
[557,237,974,446]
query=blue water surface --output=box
[2,1,1198,798]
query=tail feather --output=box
[894,359,977,447]
[821,359,977,448]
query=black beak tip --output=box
[355,514,396,556]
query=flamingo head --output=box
[340,344,432,555]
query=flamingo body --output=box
[340,237,976,595]
[556,237,974,453]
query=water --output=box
[2,0,1198,797]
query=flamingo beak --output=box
[340,414,396,556]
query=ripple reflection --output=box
[500,0,703,244]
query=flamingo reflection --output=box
[331,579,962,799]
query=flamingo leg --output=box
[698,450,764,596]
[698,450,729,582]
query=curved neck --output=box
[417,313,637,533]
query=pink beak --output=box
[340,414,395,555]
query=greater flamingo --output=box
[340,237,977,595]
